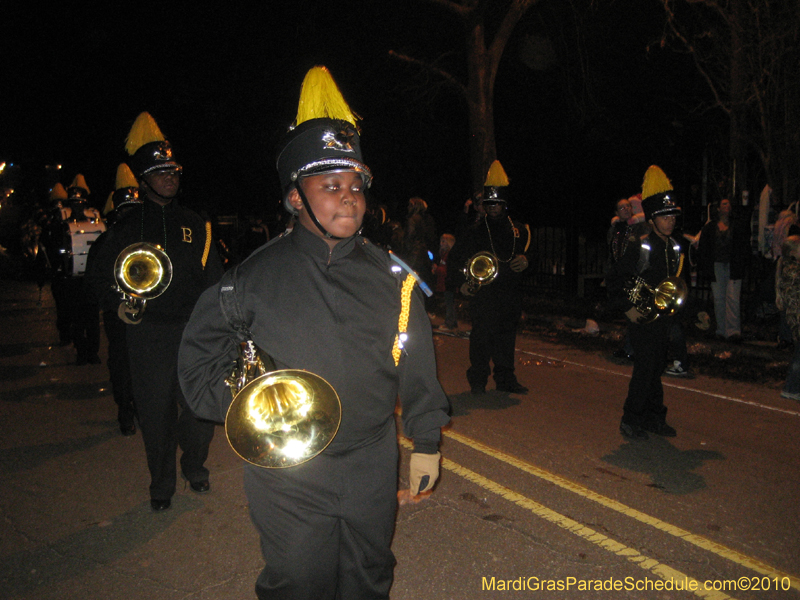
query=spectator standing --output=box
[776,235,800,400]
[434,233,458,331]
[698,198,750,341]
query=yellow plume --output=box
[641,165,673,199]
[114,163,138,190]
[295,66,358,127]
[103,192,115,216]
[70,173,90,194]
[49,183,68,201]
[484,160,510,187]
[125,112,165,156]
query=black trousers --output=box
[126,320,215,501]
[69,278,100,362]
[246,427,398,600]
[50,276,73,343]
[102,310,135,425]
[623,316,670,427]
[467,289,523,389]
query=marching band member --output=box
[449,160,532,395]
[606,165,683,440]
[87,113,223,511]
[178,66,450,600]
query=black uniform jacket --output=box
[178,224,451,454]
[605,231,682,313]
[447,214,533,294]
[86,198,223,322]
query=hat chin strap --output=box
[295,181,343,240]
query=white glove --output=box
[509,255,528,273]
[459,282,475,297]
[410,452,441,495]
[117,302,142,325]
[625,306,644,324]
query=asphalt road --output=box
[1,279,798,600]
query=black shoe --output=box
[777,340,793,351]
[120,421,136,436]
[496,383,528,394]
[87,354,101,364]
[642,421,677,437]
[76,355,88,366]
[470,385,486,394]
[620,422,648,440]
[189,480,210,494]
[150,498,171,511]
[612,348,633,361]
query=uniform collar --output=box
[292,222,358,261]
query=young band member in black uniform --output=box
[178,66,450,600]
[449,160,532,395]
[606,165,683,440]
[87,113,223,511]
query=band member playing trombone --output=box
[606,165,683,440]
[86,113,223,511]
[178,66,450,600]
[449,160,532,395]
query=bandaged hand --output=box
[410,452,441,496]
[509,255,528,273]
[117,302,142,325]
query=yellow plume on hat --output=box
[295,66,358,127]
[641,165,673,199]
[484,160,510,187]
[125,112,166,156]
[114,163,138,190]
[103,192,115,216]
[49,183,68,201]
[70,173,90,194]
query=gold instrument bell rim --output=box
[224,368,342,469]
[468,251,499,282]
[114,242,173,299]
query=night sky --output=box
[2,1,718,237]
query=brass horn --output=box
[224,340,341,468]
[463,251,499,294]
[626,275,688,324]
[114,242,173,321]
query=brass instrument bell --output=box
[463,251,499,293]
[225,341,341,468]
[114,242,173,320]
[627,275,688,323]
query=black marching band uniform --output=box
[85,163,141,435]
[605,165,682,439]
[40,175,105,364]
[87,113,223,510]
[449,160,532,394]
[178,66,450,600]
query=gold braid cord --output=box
[392,274,416,366]
[675,252,684,277]
[202,221,212,269]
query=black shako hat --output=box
[125,113,183,178]
[640,165,681,221]
[275,66,372,216]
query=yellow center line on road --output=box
[517,348,800,418]
[400,438,739,600]
[441,430,800,592]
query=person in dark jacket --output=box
[86,113,223,512]
[606,165,684,440]
[449,160,532,395]
[177,66,450,600]
[697,198,750,341]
